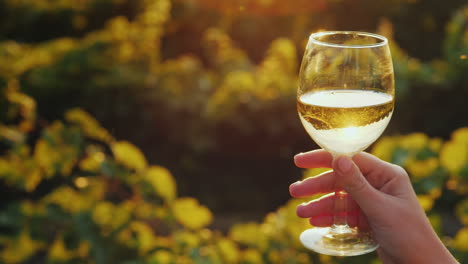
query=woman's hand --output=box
[290,150,458,264]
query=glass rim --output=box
[309,31,388,48]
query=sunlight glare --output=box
[343,126,359,139]
[75,177,89,188]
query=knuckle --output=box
[391,164,408,178]
[347,177,368,193]
[296,203,309,217]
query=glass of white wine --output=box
[297,31,394,256]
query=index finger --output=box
[294,149,333,169]
[289,170,336,198]
[352,152,410,190]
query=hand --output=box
[289,150,458,264]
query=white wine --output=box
[297,89,394,155]
[296,31,393,256]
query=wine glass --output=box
[297,31,394,256]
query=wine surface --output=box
[297,89,394,154]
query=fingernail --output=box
[294,152,304,160]
[337,156,352,172]
[291,180,302,187]
[293,153,304,165]
[289,181,302,197]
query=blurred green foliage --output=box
[1,84,468,263]
[3,0,465,150]
[0,0,467,263]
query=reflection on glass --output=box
[297,31,395,256]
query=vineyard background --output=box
[0,0,467,263]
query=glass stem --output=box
[330,153,351,233]
[332,190,349,232]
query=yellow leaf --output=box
[85,178,106,201]
[453,227,468,251]
[456,199,468,225]
[117,221,158,256]
[76,241,90,258]
[241,249,263,264]
[79,150,105,172]
[406,157,438,179]
[417,195,434,212]
[92,201,133,232]
[440,140,468,176]
[371,136,397,161]
[144,166,177,202]
[229,222,263,247]
[0,124,25,142]
[173,197,213,230]
[428,213,442,235]
[428,137,443,152]
[49,236,73,261]
[428,188,442,199]
[174,230,200,248]
[128,221,155,254]
[34,139,57,178]
[319,254,334,264]
[108,16,130,41]
[297,253,311,264]
[154,236,172,248]
[6,90,36,121]
[1,231,41,263]
[452,127,468,144]
[111,141,147,171]
[268,250,281,263]
[20,201,35,216]
[134,200,157,219]
[65,108,113,143]
[399,133,428,150]
[92,201,115,226]
[150,250,173,264]
[43,186,91,213]
[218,238,240,263]
[25,168,42,192]
[34,123,80,178]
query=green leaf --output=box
[391,147,409,167]
[459,163,468,180]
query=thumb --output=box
[333,155,382,213]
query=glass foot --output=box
[300,226,378,256]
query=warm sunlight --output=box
[0,0,466,263]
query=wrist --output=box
[400,225,457,264]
